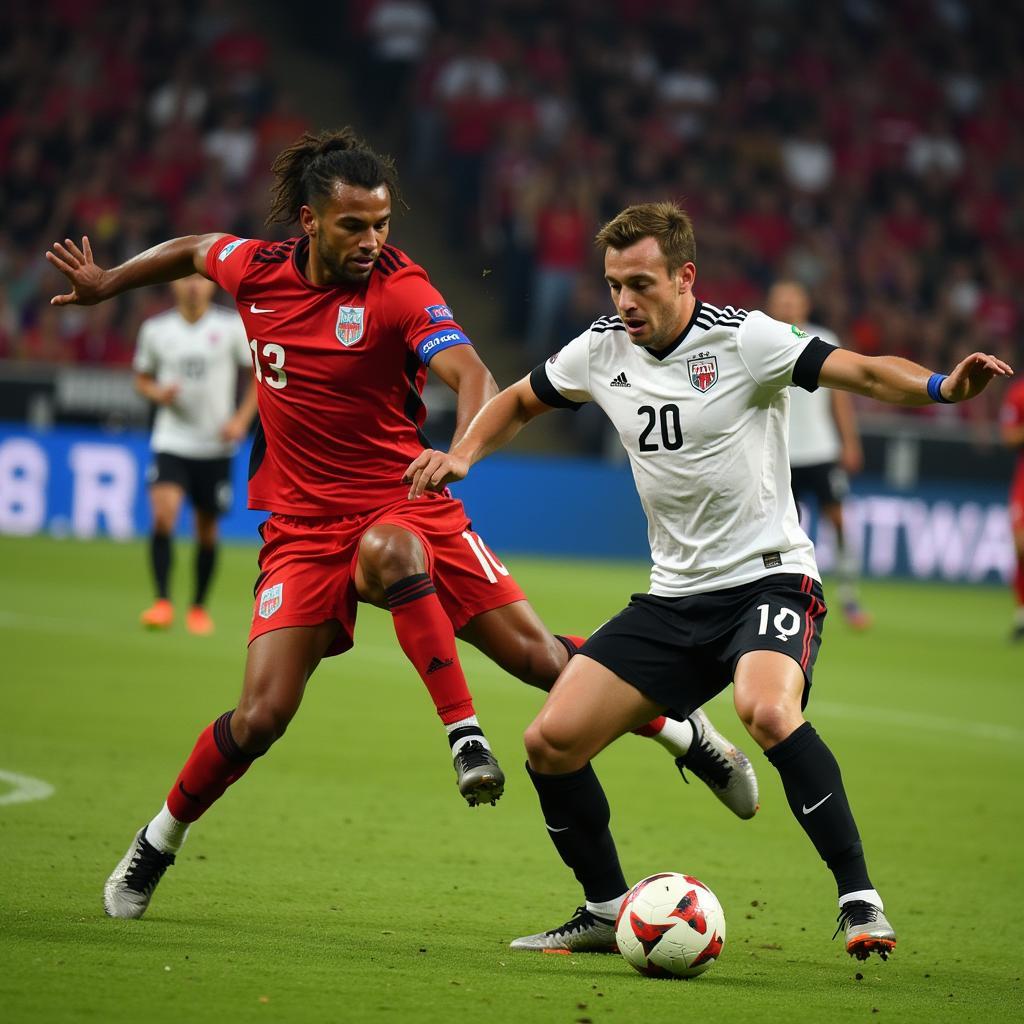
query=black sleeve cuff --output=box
[529,363,584,410]
[791,337,834,392]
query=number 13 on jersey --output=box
[250,339,287,389]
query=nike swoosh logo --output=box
[178,781,203,804]
[802,793,833,815]
[546,824,570,833]
[249,303,275,314]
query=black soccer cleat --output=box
[103,827,175,919]
[834,901,896,961]
[453,740,505,807]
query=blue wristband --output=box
[927,373,952,403]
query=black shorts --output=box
[790,462,849,508]
[581,574,827,719]
[147,452,233,516]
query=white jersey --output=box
[535,301,823,597]
[788,323,841,467]
[133,306,250,459]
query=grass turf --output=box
[1,534,1021,1023]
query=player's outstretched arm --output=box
[404,376,551,498]
[819,348,1013,406]
[46,233,228,306]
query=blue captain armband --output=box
[927,373,952,403]
[417,328,472,364]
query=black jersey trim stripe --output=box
[529,363,584,410]
[592,323,628,334]
[376,249,400,275]
[644,299,704,362]
[402,349,432,448]
[248,413,267,482]
[382,245,408,267]
[791,336,833,392]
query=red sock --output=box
[166,711,253,823]
[386,574,474,725]
[633,716,667,738]
[1015,554,1024,606]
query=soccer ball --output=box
[615,872,726,979]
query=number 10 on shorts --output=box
[462,531,509,583]
[756,603,802,642]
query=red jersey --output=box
[206,235,473,515]
[1002,379,1024,486]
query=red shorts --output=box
[248,493,526,656]
[1011,472,1024,534]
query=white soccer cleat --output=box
[835,901,896,961]
[103,827,175,919]
[676,708,760,819]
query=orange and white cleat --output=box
[835,901,896,961]
[842,601,873,631]
[140,598,174,630]
[185,606,215,636]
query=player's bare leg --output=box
[141,482,184,629]
[459,602,758,817]
[510,655,660,952]
[733,651,894,960]
[356,524,503,806]
[186,509,219,635]
[825,502,871,630]
[103,622,337,918]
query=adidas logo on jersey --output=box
[426,656,454,674]
[610,372,631,388]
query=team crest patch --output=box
[424,303,453,323]
[688,353,719,393]
[258,583,283,619]
[336,305,365,347]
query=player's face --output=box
[303,182,391,285]
[171,274,216,315]
[604,238,696,350]
[767,281,810,324]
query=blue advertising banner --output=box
[0,426,1014,585]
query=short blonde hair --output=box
[595,201,696,272]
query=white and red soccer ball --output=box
[615,872,726,979]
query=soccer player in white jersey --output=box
[768,280,871,629]
[133,275,256,634]
[405,202,1012,962]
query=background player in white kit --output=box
[133,274,256,634]
[405,202,1012,962]
[768,280,871,629]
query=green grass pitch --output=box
[1,534,1021,1023]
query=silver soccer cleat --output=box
[676,708,760,819]
[510,905,618,953]
[103,827,175,919]
[835,901,897,961]
[453,740,505,807]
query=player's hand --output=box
[840,445,863,475]
[941,352,1014,402]
[404,449,470,499]
[220,414,247,442]
[157,383,180,406]
[45,236,109,306]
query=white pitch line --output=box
[0,770,55,806]
[812,700,1024,745]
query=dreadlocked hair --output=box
[266,127,403,226]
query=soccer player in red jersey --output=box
[1001,377,1024,641]
[46,129,756,921]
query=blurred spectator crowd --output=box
[353,0,1022,422]
[0,0,304,368]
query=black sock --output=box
[194,544,217,607]
[765,722,873,898]
[151,533,172,599]
[526,761,628,906]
